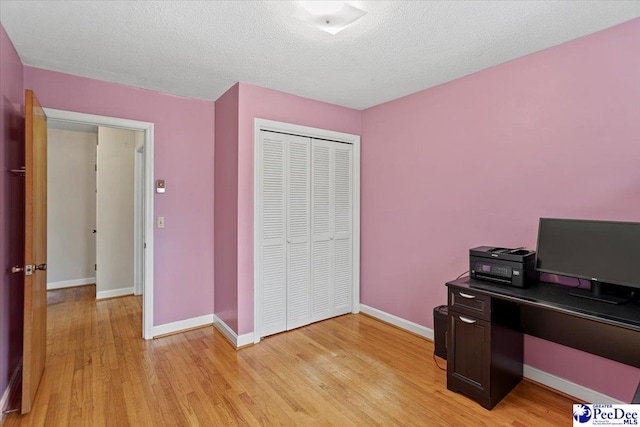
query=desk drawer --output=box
[448,286,491,321]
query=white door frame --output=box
[253,118,361,343]
[44,108,155,340]
[134,139,144,296]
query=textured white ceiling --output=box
[1,1,639,110]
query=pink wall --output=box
[0,23,25,402]
[360,19,640,402]
[214,84,239,331]
[236,83,362,334]
[23,67,216,326]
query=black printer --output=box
[469,246,537,288]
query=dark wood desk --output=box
[445,278,640,408]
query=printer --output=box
[469,246,537,288]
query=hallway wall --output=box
[47,128,97,288]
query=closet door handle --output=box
[459,292,476,299]
[287,239,291,243]
[459,316,476,324]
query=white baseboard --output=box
[1,359,22,420]
[152,314,214,338]
[213,315,254,348]
[523,365,623,404]
[237,332,254,347]
[359,304,621,404]
[47,277,95,290]
[359,304,434,341]
[96,287,134,300]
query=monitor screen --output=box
[536,218,640,290]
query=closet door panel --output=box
[261,245,287,336]
[259,132,287,336]
[333,239,352,314]
[286,135,311,330]
[311,240,331,319]
[311,141,331,238]
[311,140,332,322]
[332,143,353,315]
[334,144,352,240]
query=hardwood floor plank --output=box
[3,286,574,426]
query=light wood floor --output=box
[3,286,574,426]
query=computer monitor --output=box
[536,218,640,304]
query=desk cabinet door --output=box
[447,312,490,404]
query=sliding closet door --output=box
[259,132,287,336]
[332,142,353,316]
[257,124,356,340]
[258,131,311,336]
[311,140,332,322]
[311,139,353,322]
[285,135,311,330]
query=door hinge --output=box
[95,164,97,171]
[95,264,97,271]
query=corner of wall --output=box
[213,82,240,333]
[0,21,25,408]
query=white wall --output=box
[47,128,97,289]
[96,127,138,298]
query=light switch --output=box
[157,216,165,228]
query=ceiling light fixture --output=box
[298,1,367,35]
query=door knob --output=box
[92,229,96,234]
[35,264,47,271]
[11,266,23,274]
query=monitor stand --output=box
[569,281,629,305]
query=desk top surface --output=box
[447,278,640,332]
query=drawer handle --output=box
[459,292,476,299]
[459,316,477,324]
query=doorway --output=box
[46,124,143,299]
[43,108,155,339]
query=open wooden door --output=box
[22,89,47,414]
